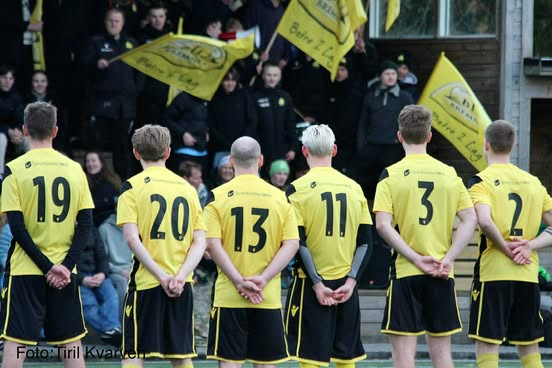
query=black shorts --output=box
[284,276,366,366]
[469,280,544,345]
[381,275,462,336]
[122,283,196,359]
[207,307,289,364]
[0,274,87,345]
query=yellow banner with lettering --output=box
[120,33,254,101]
[276,0,367,80]
[30,0,46,70]
[419,53,491,171]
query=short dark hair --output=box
[398,105,432,144]
[485,120,515,154]
[178,161,202,178]
[0,65,15,77]
[24,102,57,140]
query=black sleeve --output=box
[347,224,373,280]
[285,94,298,152]
[7,211,54,274]
[162,93,189,138]
[61,209,94,271]
[80,37,99,71]
[93,228,110,276]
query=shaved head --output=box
[230,136,261,169]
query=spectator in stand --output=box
[0,0,43,93]
[0,66,27,179]
[269,159,290,191]
[189,0,236,37]
[350,31,380,90]
[251,61,297,177]
[180,161,209,208]
[351,60,414,199]
[395,50,420,102]
[209,68,258,171]
[326,56,363,173]
[77,228,122,346]
[81,7,140,180]
[162,91,209,172]
[136,4,172,128]
[83,150,122,227]
[244,0,290,69]
[25,70,68,153]
[214,154,235,186]
[283,53,329,122]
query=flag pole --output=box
[248,29,279,87]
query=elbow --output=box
[375,221,387,237]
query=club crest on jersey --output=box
[404,169,410,176]
[494,179,500,186]
[25,161,32,168]
[125,41,133,49]
[144,177,151,183]
[228,190,234,197]
[310,181,317,188]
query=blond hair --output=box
[301,124,335,157]
[131,124,171,161]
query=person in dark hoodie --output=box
[209,68,258,170]
[325,56,363,173]
[0,66,26,179]
[162,91,209,172]
[81,7,140,180]
[396,50,420,102]
[251,61,297,177]
[351,60,414,199]
[135,4,172,128]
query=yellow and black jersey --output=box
[287,166,372,280]
[205,174,299,309]
[469,163,552,283]
[1,148,94,275]
[373,154,473,279]
[117,166,206,290]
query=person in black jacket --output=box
[77,228,122,345]
[325,56,363,173]
[251,61,297,177]
[162,91,209,172]
[81,8,140,180]
[0,66,27,178]
[350,60,414,199]
[209,68,257,170]
[135,4,172,128]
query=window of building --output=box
[534,0,552,56]
[369,0,497,39]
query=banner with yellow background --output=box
[119,33,254,101]
[31,0,46,70]
[419,53,491,171]
[276,0,366,80]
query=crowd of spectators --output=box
[0,0,423,344]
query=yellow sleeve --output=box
[116,184,137,226]
[0,169,22,212]
[205,202,221,239]
[468,177,490,206]
[78,170,95,210]
[281,204,299,241]
[373,176,393,214]
[287,187,305,227]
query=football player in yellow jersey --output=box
[468,120,552,368]
[116,125,207,368]
[0,102,94,368]
[374,105,477,368]
[204,136,299,367]
[285,124,373,368]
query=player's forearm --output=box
[125,233,167,281]
[529,227,552,251]
[260,239,299,283]
[375,219,419,264]
[177,230,207,280]
[7,211,54,274]
[207,238,244,286]
[348,224,373,280]
[446,208,477,262]
[62,209,93,271]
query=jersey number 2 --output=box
[508,192,523,236]
[33,176,70,223]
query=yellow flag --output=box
[276,0,367,80]
[385,0,400,32]
[121,33,254,101]
[30,0,46,70]
[419,53,491,171]
[166,17,184,106]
